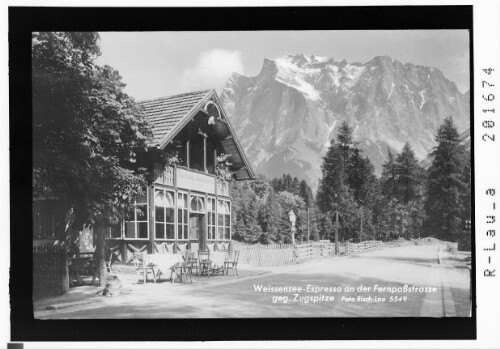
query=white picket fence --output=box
[233,242,296,267]
[233,238,422,267]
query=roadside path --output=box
[35,244,471,319]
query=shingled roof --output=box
[137,89,255,180]
[138,89,212,147]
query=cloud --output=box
[182,49,245,91]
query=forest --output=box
[231,119,471,245]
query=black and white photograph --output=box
[29,27,473,320]
[10,3,499,346]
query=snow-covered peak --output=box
[272,54,324,101]
[276,54,330,66]
[220,54,470,190]
[270,54,366,100]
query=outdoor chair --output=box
[217,242,230,252]
[206,242,215,252]
[176,242,188,253]
[132,251,157,284]
[165,242,174,254]
[224,250,240,276]
[211,260,225,276]
[198,249,211,277]
[190,242,199,252]
[173,251,194,284]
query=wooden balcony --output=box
[153,163,230,197]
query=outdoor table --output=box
[68,257,92,286]
[210,251,228,274]
[144,253,183,282]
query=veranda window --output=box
[217,199,231,240]
[154,188,175,240]
[108,224,122,239]
[207,197,216,240]
[189,195,205,240]
[190,195,205,213]
[177,192,188,240]
[124,190,149,239]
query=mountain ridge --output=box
[220,53,470,189]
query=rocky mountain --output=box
[220,54,470,190]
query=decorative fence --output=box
[312,241,334,257]
[347,240,385,254]
[233,238,422,268]
[33,245,69,299]
[233,243,296,267]
[295,243,314,261]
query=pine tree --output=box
[395,143,423,204]
[424,117,467,241]
[381,149,398,200]
[337,121,356,183]
[317,140,349,213]
[299,179,314,207]
[346,148,376,204]
[460,149,471,223]
[337,121,355,147]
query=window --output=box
[33,200,65,239]
[177,192,188,240]
[108,224,122,239]
[190,195,205,213]
[154,188,175,240]
[189,195,206,240]
[125,190,149,239]
[207,197,216,240]
[217,199,231,240]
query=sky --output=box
[96,30,470,101]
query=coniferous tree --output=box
[317,140,349,213]
[460,149,472,223]
[337,121,355,147]
[337,121,356,183]
[395,142,423,204]
[424,117,467,241]
[346,148,376,204]
[381,149,398,200]
[299,179,314,207]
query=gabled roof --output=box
[137,89,255,180]
[138,89,212,146]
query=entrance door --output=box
[189,213,206,249]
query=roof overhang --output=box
[154,90,255,180]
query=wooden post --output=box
[335,211,339,255]
[401,212,405,240]
[214,148,217,172]
[289,210,296,246]
[203,135,207,172]
[186,139,190,168]
[121,241,127,264]
[307,208,310,243]
[60,248,69,294]
[149,186,155,254]
[360,209,363,242]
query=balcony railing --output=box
[153,163,230,197]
